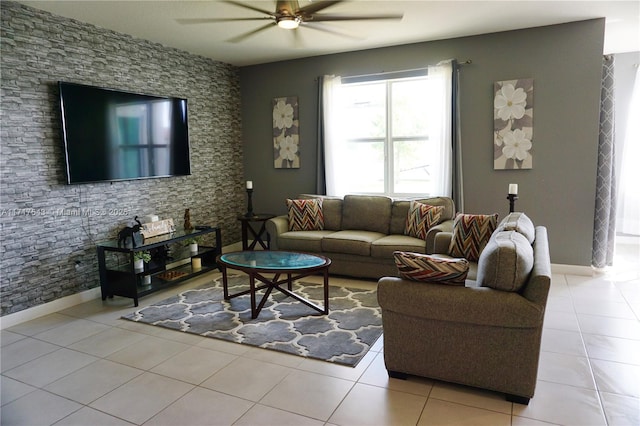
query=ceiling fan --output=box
[177,1,404,43]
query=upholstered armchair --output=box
[377,222,551,405]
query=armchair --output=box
[377,226,551,404]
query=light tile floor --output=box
[1,252,639,426]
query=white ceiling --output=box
[17,0,640,66]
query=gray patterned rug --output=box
[121,275,382,367]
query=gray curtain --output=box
[451,60,464,212]
[592,55,617,268]
[316,76,327,195]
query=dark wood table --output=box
[237,213,276,250]
[217,251,331,319]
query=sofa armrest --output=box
[377,276,545,328]
[521,226,551,305]
[433,231,453,254]
[424,220,453,254]
[265,215,288,250]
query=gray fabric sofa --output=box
[377,213,551,404]
[266,194,455,279]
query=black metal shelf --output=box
[97,227,221,306]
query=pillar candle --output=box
[508,184,518,195]
[246,180,253,189]
[191,257,202,270]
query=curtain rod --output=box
[337,59,473,81]
[315,59,472,82]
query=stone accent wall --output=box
[0,2,245,315]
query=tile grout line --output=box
[567,272,612,426]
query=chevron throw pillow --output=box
[394,251,469,285]
[448,213,499,261]
[287,198,324,231]
[404,201,444,240]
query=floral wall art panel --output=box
[273,96,300,169]
[493,78,533,170]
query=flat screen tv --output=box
[58,82,191,184]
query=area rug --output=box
[121,275,382,367]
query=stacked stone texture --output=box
[1,2,245,315]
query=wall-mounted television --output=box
[58,82,191,184]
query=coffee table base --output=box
[221,267,329,319]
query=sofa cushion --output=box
[448,213,499,261]
[342,195,392,234]
[371,235,427,258]
[404,201,444,240]
[497,212,535,244]
[298,194,343,231]
[390,197,455,234]
[394,251,469,285]
[321,230,386,256]
[278,230,337,252]
[477,230,534,292]
[287,198,324,231]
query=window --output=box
[323,63,452,198]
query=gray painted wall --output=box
[1,2,245,316]
[239,19,606,266]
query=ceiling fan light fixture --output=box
[277,16,300,29]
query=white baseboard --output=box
[0,250,593,329]
[0,287,102,329]
[551,263,594,276]
[1,242,242,329]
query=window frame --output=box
[341,75,432,197]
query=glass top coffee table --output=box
[217,251,332,319]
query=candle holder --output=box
[507,194,518,213]
[244,188,255,217]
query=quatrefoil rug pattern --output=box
[121,275,382,367]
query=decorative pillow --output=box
[448,213,499,262]
[286,198,324,231]
[404,201,444,240]
[497,212,535,244]
[477,231,534,292]
[394,251,469,285]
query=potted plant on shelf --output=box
[133,250,151,271]
[184,237,201,254]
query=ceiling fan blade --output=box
[309,14,403,22]
[226,22,275,43]
[176,17,273,24]
[296,0,343,15]
[300,22,361,40]
[224,0,276,17]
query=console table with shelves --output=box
[97,226,221,306]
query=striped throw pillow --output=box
[394,251,469,285]
[448,213,499,261]
[404,201,444,240]
[287,198,324,231]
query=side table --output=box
[237,213,276,250]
